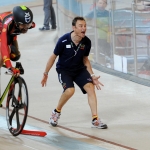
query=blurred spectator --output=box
[86,0,109,19]
[39,0,56,31]
[85,0,111,64]
[136,1,150,10]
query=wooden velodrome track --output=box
[0,0,150,150]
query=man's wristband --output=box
[44,72,48,76]
[91,74,95,77]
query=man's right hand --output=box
[41,74,48,87]
[8,67,20,75]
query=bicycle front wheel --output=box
[6,76,29,136]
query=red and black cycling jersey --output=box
[0,11,35,68]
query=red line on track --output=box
[1,106,136,149]
[27,114,136,150]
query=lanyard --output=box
[65,42,82,62]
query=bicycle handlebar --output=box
[15,62,24,74]
[2,62,24,75]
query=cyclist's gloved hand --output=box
[8,67,20,75]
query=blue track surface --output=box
[0,116,106,150]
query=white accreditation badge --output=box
[66,45,71,48]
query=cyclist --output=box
[0,5,35,74]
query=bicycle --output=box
[0,62,29,136]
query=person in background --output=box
[86,0,109,19]
[0,5,35,74]
[85,0,111,66]
[39,0,57,31]
[41,16,108,129]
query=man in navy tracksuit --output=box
[41,16,107,129]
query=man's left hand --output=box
[92,75,104,90]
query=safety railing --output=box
[56,0,150,80]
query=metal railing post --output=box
[110,0,115,58]
[56,0,59,30]
[132,2,138,75]
[93,0,98,63]
[147,36,150,56]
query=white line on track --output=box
[23,144,39,150]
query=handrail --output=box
[56,0,150,80]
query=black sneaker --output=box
[39,26,50,31]
[51,27,57,30]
